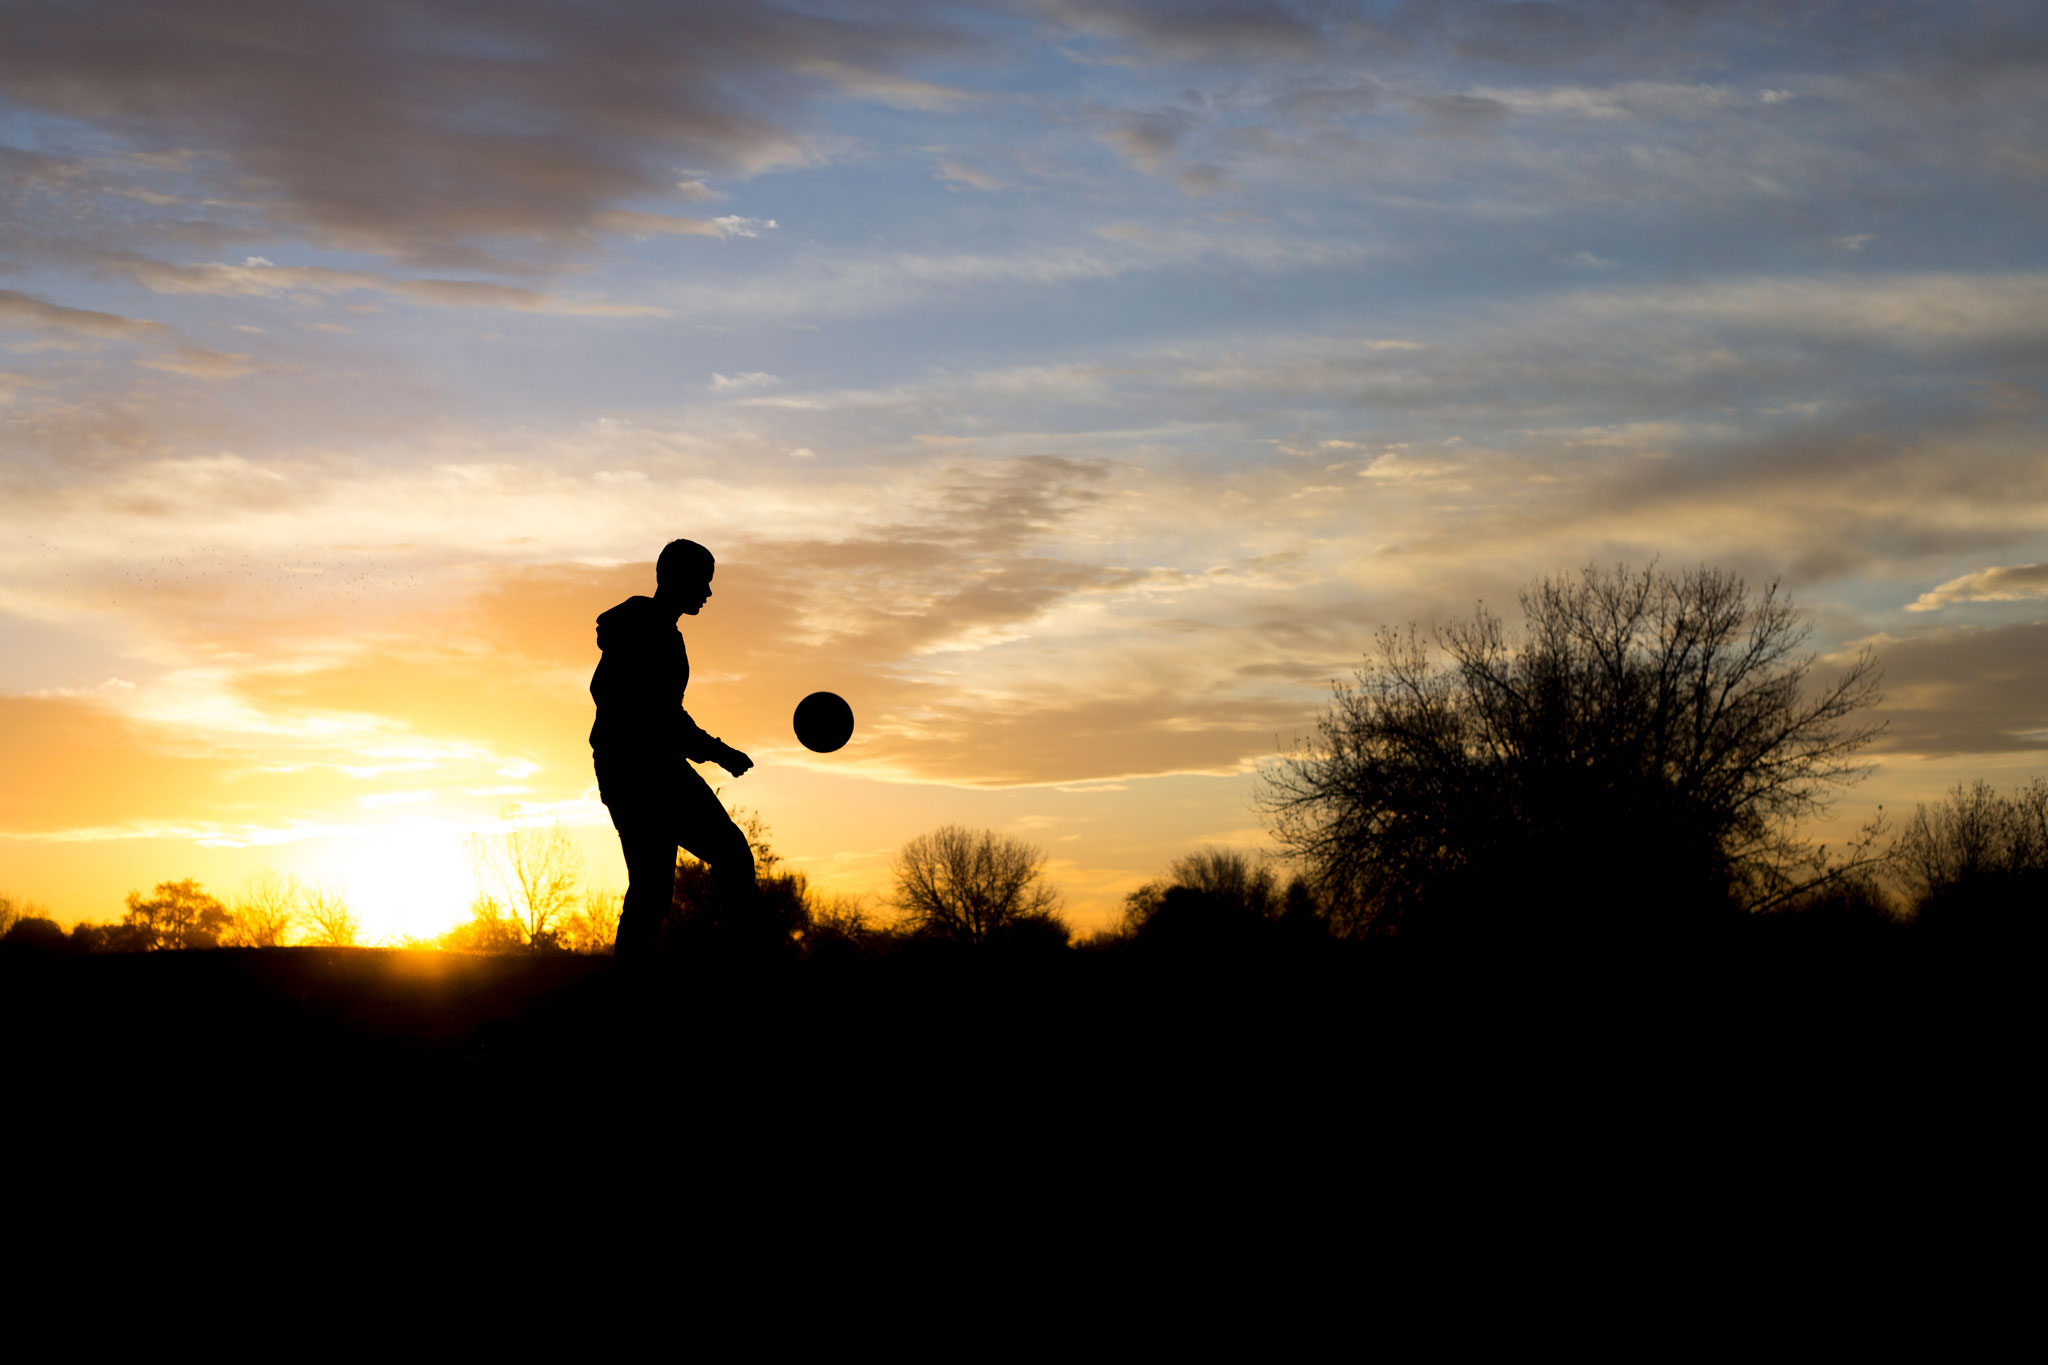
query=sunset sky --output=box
[3,0,2045,941]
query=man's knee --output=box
[715,834,756,879]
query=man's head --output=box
[655,538,715,615]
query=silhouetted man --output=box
[590,538,757,958]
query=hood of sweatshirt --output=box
[595,595,660,652]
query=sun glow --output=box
[313,820,479,945]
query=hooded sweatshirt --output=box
[588,595,719,787]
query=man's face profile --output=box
[674,571,712,614]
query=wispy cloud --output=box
[0,287,256,377]
[117,257,668,316]
[1908,563,2048,612]
[934,158,1010,191]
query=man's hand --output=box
[715,742,754,778]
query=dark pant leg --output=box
[605,763,758,957]
[611,803,680,959]
[672,763,758,914]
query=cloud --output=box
[1096,111,1194,174]
[1034,0,1321,62]
[1908,563,2048,612]
[0,441,1368,802]
[135,349,258,379]
[0,0,974,269]
[710,216,778,239]
[712,371,780,391]
[1406,94,1511,136]
[1466,82,1751,121]
[1869,623,2048,756]
[935,159,1010,191]
[1269,79,1381,124]
[800,58,974,112]
[0,289,174,345]
[388,280,664,317]
[112,255,667,316]
[592,211,733,239]
[0,287,255,378]
[654,224,1377,322]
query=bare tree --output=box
[299,884,360,947]
[468,809,582,949]
[226,867,300,947]
[1260,564,1887,937]
[891,825,1063,945]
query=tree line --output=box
[4,778,2039,961]
[5,562,2040,960]
[0,872,364,954]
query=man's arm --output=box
[681,708,752,777]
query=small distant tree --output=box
[226,868,301,947]
[468,810,582,949]
[1117,848,1327,953]
[122,879,232,950]
[439,894,526,952]
[299,885,360,947]
[1123,849,1280,931]
[803,893,885,962]
[564,888,623,955]
[890,825,1064,946]
[1261,564,1888,939]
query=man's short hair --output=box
[657,538,715,584]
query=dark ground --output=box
[6,934,2030,1122]
[6,935,2033,1284]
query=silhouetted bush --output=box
[659,856,807,959]
[1756,876,1903,944]
[1914,868,2047,945]
[1132,885,1273,956]
[101,923,153,953]
[801,895,893,964]
[1116,850,1330,957]
[0,916,67,953]
[985,907,1072,957]
[440,895,527,952]
[1277,876,1330,947]
[0,893,48,941]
